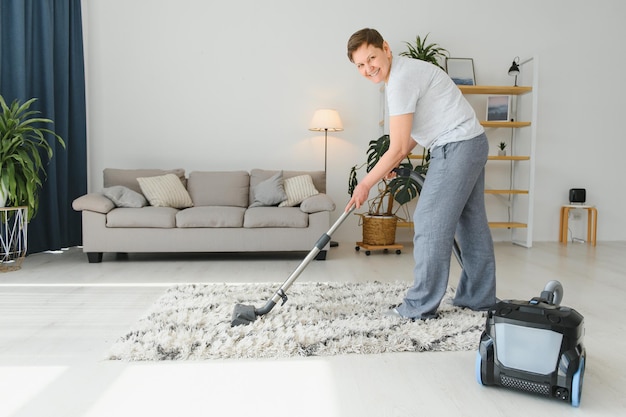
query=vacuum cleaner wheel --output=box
[475,352,484,385]
[571,354,586,407]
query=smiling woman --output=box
[344,27,495,321]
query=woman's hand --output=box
[345,183,370,212]
[384,170,397,180]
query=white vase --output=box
[498,150,506,156]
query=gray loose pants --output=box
[396,133,496,319]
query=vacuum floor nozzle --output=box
[231,304,257,326]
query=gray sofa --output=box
[72,168,335,262]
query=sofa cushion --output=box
[103,185,148,208]
[72,193,115,214]
[176,206,246,228]
[299,193,336,213]
[106,207,178,228]
[244,207,308,228]
[249,171,287,208]
[279,174,319,207]
[103,168,186,194]
[187,171,250,208]
[137,173,194,208]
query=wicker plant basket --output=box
[358,214,397,245]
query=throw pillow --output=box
[249,171,287,208]
[299,193,336,213]
[102,185,148,208]
[279,174,319,207]
[137,173,194,208]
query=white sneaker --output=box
[383,307,403,319]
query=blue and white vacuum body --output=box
[476,281,586,407]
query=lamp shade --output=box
[309,109,343,132]
[508,57,520,76]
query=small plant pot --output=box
[358,214,397,245]
[498,150,506,156]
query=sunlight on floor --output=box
[0,366,67,416]
[84,360,339,417]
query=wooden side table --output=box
[0,206,28,272]
[559,205,597,246]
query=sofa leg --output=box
[315,250,327,261]
[87,252,103,263]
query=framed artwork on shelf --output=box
[486,95,511,122]
[445,57,476,85]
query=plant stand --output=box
[354,213,403,255]
[355,242,403,256]
[0,206,28,272]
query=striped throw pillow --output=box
[137,173,193,208]
[278,174,319,207]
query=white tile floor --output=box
[0,241,624,416]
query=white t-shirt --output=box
[386,55,484,149]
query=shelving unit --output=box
[460,57,538,247]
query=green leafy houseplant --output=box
[348,135,428,217]
[0,95,65,220]
[399,33,449,69]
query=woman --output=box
[345,28,496,319]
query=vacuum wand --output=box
[231,205,356,326]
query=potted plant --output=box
[0,95,65,220]
[399,33,449,69]
[498,141,507,156]
[348,135,426,246]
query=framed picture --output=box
[445,57,476,85]
[486,95,511,122]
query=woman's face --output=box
[351,41,392,84]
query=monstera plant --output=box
[0,95,65,220]
[348,134,427,217]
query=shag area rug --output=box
[108,282,486,361]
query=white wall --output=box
[82,0,626,244]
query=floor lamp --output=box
[309,109,343,247]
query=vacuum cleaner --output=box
[231,168,450,326]
[476,280,586,407]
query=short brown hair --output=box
[347,28,385,62]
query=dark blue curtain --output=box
[0,0,87,253]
